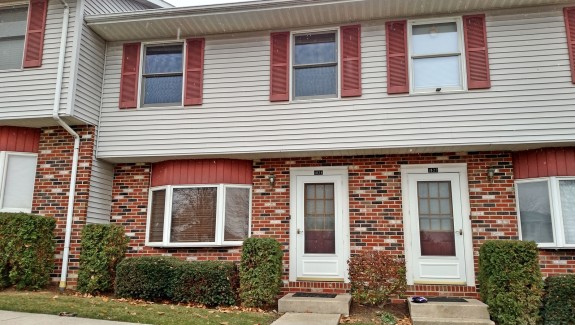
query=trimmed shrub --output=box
[77,224,130,295]
[541,274,575,325]
[115,256,182,300]
[0,213,55,290]
[173,261,238,306]
[116,257,239,306]
[348,251,406,306]
[239,237,283,307]
[478,240,543,325]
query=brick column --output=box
[31,126,95,288]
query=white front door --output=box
[289,167,349,282]
[402,165,473,285]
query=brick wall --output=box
[31,126,95,288]
[110,151,574,297]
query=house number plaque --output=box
[314,170,324,175]
[428,168,439,173]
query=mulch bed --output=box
[341,301,411,324]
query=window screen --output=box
[517,181,554,244]
[2,154,36,211]
[293,33,337,99]
[0,7,28,70]
[142,44,183,106]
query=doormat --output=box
[293,292,337,298]
[426,297,467,303]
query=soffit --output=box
[86,0,575,41]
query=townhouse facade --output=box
[1,0,575,297]
[0,0,172,289]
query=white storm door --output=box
[407,173,467,284]
[295,175,345,281]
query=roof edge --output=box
[134,0,174,9]
[85,0,351,23]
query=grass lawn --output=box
[0,290,277,325]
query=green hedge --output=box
[116,257,238,306]
[77,224,130,295]
[116,256,181,301]
[0,213,56,290]
[541,274,575,325]
[173,261,238,306]
[239,237,283,308]
[478,240,543,325]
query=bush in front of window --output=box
[478,240,543,325]
[172,261,239,306]
[239,237,283,308]
[347,251,406,306]
[116,257,240,306]
[77,224,130,295]
[541,274,575,325]
[115,256,182,300]
[0,213,55,290]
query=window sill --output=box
[0,68,24,73]
[146,241,244,248]
[537,245,575,250]
[290,96,340,104]
[409,89,467,96]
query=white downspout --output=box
[52,0,77,292]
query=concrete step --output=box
[271,313,341,325]
[411,317,495,325]
[408,299,490,320]
[278,293,351,316]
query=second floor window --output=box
[0,7,28,70]
[142,44,183,106]
[409,20,465,93]
[293,32,338,100]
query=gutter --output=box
[52,0,79,292]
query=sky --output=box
[166,0,255,7]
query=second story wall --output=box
[73,0,154,126]
[96,5,575,161]
[0,0,78,124]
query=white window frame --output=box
[146,184,252,247]
[290,28,340,101]
[0,151,38,213]
[516,177,575,249]
[0,3,29,72]
[138,40,186,109]
[407,17,467,94]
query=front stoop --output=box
[409,298,494,325]
[278,293,352,316]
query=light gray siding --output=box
[86,157,114,224]
[84,0,150,15]
[96,6,575,161]
[72,0,152,125]
[0,0,78,122]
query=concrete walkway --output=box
[271,313,341,325]
[0,311,144,325]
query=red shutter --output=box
[386,20,409,94]
[565,7,575,84]
[184,38,205,106]
[23,0,48,68]
[463,14,491,89]
[270,32,290,101]
[341,25,362,97]
[119,43,141,109]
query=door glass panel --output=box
[304,183,335,254]
[417,181,456,256]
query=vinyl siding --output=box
[73,0,152,125]
[86,157,114,224]
[96,6,575,161]
[0,0,77,121]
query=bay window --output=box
[516,177,575,248]
[0,152,37,213]
[147,184,251,247]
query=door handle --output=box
[455,229,463,235]
[297,228,302,234]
